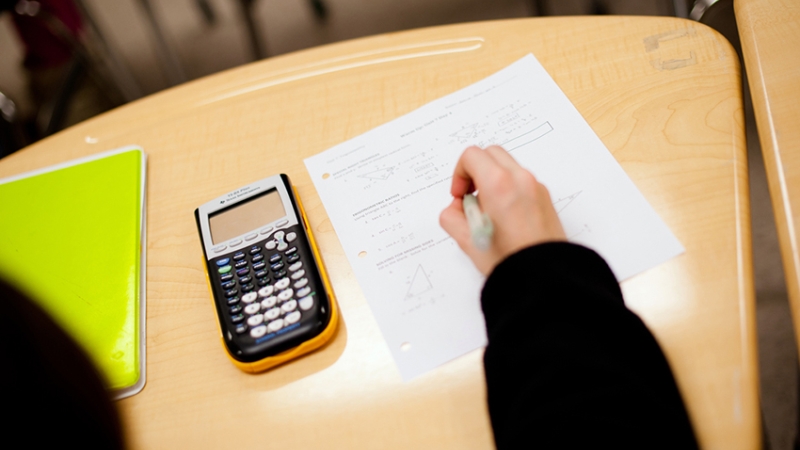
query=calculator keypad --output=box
[209,225,325,350]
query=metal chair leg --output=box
[135,0,188,86]
[309,0,327,20]
[238,0,266,60]
[196,0,216,25]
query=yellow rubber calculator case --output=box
[195,174,338,372]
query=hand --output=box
[439,145,566,275]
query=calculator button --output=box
[235,323,248,334]
[285,247,297,256]
[245,233,258,241]
[296,287,311,298]
[249,246,261,254]
[233,252,246,261]
[269,253,282,264]
[288,261,303,272]
[287,253,300,263]
[255,269,269,278]
[250,325,267,338]
[235,259,248,269]
[229,304,243,314]
[212,245,227,253]
[261,296,278,309]
[284,311,301,325]
[290,269,305,280]
[236,268,250,276]
[270,262,285,271]
[241,283,255,292]
[278,289,294,301]
[247,314,264,327]
[276,220,289,228]
[265,241,276,250]
[218,265,232,274]
[257,278,270,287]
[216,258,231,266]
[230,239,243,246]
[274,270,287,278]
[241,292,258,304]
[225,289,238,298]
[293,278,308,289]
[260,226,273,235]
[267,319,284,332]
[298,296,314,311]
[281,300,297,313]
[239,275,252,284]
[275,278,291,290]
[231,313,245,324]
[264,307,281,320]
[244,303,261,315]
[252,254,264,263]
[258,285,274,297]
[286,232,297,242]
[277,242,288,251]
[226,296,240,305]
[253,261,266,271]
[221,281,236,290]
[220,273,233,282]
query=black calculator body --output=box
[195,174,338,372]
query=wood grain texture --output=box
[736,0,800,361]
[0,17,757,449]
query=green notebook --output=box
[0,146,146,399]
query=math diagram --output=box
[446,99,555,151]
[359,166,396,181]
[554,191,582,214]
[405,264,433,299]
[568,224,592,241]
[357,164,397,191]
[450,123,485,142]
[402,264,445,315]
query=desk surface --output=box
[736,0,800,356]
[0,17,758,449]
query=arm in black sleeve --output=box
[482,242,698,449]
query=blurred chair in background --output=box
[238,0,328,59]
[690,0,740,59]
[0,90,23,158]
[0,0,141,156]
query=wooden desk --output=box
[736,0,800,357]
[0,17,758,449]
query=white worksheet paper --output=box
[305,54,684,381]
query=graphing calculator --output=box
[195,174,338,373]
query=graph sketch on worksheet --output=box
[305,54,684,381]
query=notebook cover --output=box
[0,146,147,399]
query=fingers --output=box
[484,145,519,171]
[439,197,472,250]
[443,145,567,276]
[450,146,481,197]
[451,146,510,197]
[451,145,530,198]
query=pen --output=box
[463,193,494,251]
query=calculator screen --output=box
[209,189,286,244]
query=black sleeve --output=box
[481,242,698,449]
